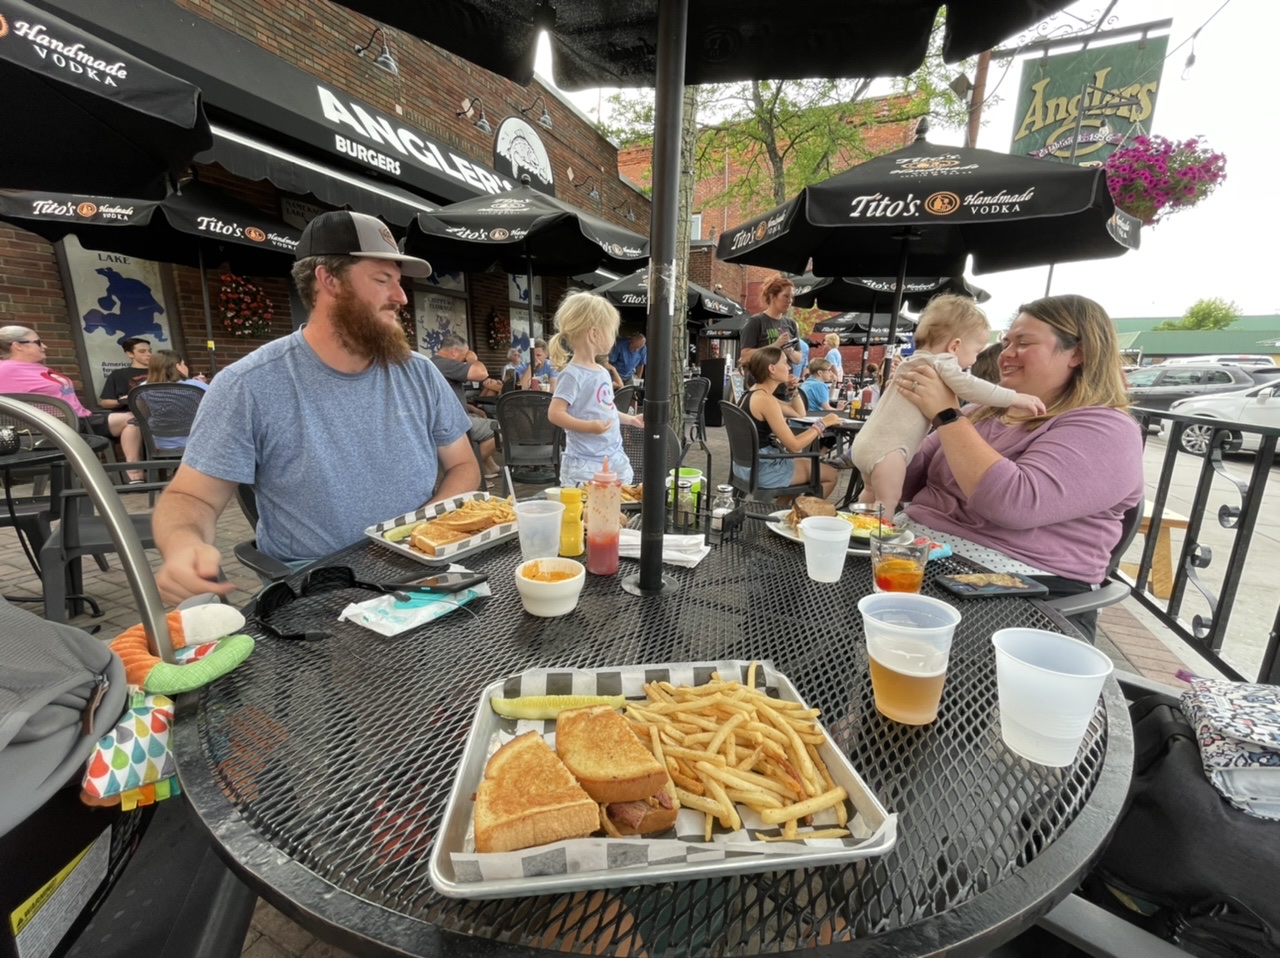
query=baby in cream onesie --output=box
[852,294,1045,513]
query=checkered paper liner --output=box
[429,660,898,900]
[364,491,517,565]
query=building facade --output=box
[1,0,650,402]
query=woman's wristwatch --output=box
[931,408,962,428]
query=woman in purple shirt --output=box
[894,294,1143,641]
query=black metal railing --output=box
[1129,404,1279,684]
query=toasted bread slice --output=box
[787,495,835,531]
[556,705,668,805]
[473,731,599,853]
[410,521,470,552]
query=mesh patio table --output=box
[172,508,1132,957]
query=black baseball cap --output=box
[295,211,432,277]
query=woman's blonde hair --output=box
[548,290,620,369]
[971,294,1129,426]
[914,294,989,351]
[147,349,186,384]
[824,333,840,349]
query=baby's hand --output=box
[1010,393,1047,416]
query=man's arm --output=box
[430,434,482,502]
[152,464,239,603]
[98,370,125,409]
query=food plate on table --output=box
[766,510,912,557]
[935,572,1049,598]
[428,660,896,899]
[365,491,517,565]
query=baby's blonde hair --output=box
[548,290,620,369]
[913,294,990,352]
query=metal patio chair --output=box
[494,390,563,494]
[127,382,206,460]
[719,400,821,503]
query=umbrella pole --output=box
[198,247,218,376]
[525,243,536,370]
[861,292,876,381]
[624,0,687,598]
[882,232,916,389]
[1044,263,1055,296]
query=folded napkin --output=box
[618,528,711,568]
[339,565,491,636]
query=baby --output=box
[852,294,1045,513]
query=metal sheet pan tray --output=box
[364,491,516,566]
[429,660,897,899]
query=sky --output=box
[537,0,1275,330]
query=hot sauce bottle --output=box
[585,457,621,575]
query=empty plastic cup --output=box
[858,593,962,725]
[799,515,853,582]
[514,500,565,561]
[992,628,1114,767]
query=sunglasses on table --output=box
[252,565,487,641]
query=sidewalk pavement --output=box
[0,422,1192,957]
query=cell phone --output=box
[934,573,1049,599]
[388,572,489,595]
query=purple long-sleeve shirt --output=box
[903,406,1144,582]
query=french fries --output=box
[408,496,516,553]
[623,666,851,843]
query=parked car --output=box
[1127,363,1259,429]
[1167,380,1280,455]
[1160,354,1277,367]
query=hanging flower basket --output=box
[219,271,274,338]
[397,304,416,343]
[1103,135,1227,226]
[487,310,511,351]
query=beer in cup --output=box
[857,593,962,725]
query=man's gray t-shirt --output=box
[182,331,470,563]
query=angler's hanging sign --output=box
[1010,36,1168,166]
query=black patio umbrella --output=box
[790,273,990,312]
[0,183,299,372]
[0,0,211,198]
[333,0,1074,89]
[593,268,744,322]
[404,179,648,362]
[719,132,1136,386]
[794,273,978,379]
[340,0,1078,593]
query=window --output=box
[1127,369,1161,387]
[1162,370,1201,386]
[1205,370,1234,385]
[689,213,702,241]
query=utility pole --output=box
[965,50,990,148]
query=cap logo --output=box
[378,225,395,249]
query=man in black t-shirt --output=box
[99,337,152,409]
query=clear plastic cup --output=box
[514,500,565,561]
[992,629,1114,767]
[858,593,962,725]
[799,515,853,582]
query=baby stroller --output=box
[0,400,255,958]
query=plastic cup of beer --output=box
[799,515,853,582]
[992,628,1114,767]
[870,536,930,593]
[857,593,962,725]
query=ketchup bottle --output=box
[585,457,621,575]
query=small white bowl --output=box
[513,557,586,617]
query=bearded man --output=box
[153,211,477,602]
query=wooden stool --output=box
[1121,499,1190,599]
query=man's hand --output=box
[154,543,234,605]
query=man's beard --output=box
[329,281,412,367]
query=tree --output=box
[1154,298,1241,331]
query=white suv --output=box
[1167,381,1280,455]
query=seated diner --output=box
[894,294,1143,640]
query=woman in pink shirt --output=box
[893,295,1143,641]
[0,326,144,480]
